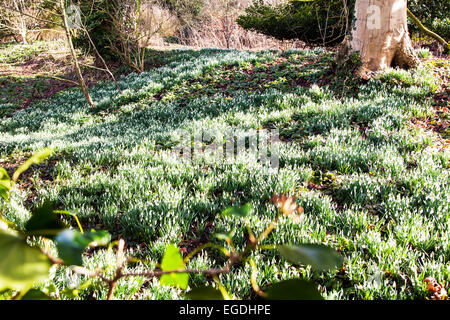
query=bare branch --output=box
[0,4,62,27]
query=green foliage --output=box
[0,150,110,296]
[0,42,50,64]
[409,0,450,40]
[0,47,448,300]
[432,18,450,41]
[162,0,204,23]
[13,148,53,182]
[20,289,52,300]
[0,149,343,300]
[221,203,253,218]
[24,201,67,238]
[416,48,432,59]
[0,75,55,116]
[409,0,449,25]
[186,286,224,300]
[72,0,120,60]
[160,244,189,289]
[265,279,323,300]
[239,0,449,45]
[0,168,10,200]
[54,229,110,266]
[278,244,344,272]
[0,230,52,291]
[237,0,355,46]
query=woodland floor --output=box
[0,40,449,300]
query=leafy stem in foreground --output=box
[0,150,344,300]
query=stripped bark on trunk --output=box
[338,0,420,72]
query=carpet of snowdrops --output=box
[0,46,449,300]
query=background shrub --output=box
[72,0,119,60]
[237,0,356,46]
[431,18,450,41]
[238,0,449,46]
[408,0,449,40]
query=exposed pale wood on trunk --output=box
[339,0,420,72]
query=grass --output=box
[0,43,449,300]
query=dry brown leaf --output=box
[424,277,448,300]
[270,194,304,224]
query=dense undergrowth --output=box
[0,45,449,300]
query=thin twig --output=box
[46,75,80,86]
[80,22,123,93]
[106,238,125,300]
[249,258,266,298]
[0,5,62,27]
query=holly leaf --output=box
[55,229,110,266]
[55,230,89,266]
[160,244,188,290]
[0,216,19,232]
[265,279,323,300]
[186,286,224,300]
[278,244,344,272]
[0,230,51,290]
[21,289,52,300]
[25,201,67,238]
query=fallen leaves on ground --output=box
[270,194,304,224]
[424,277,448,300]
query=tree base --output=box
[337,0,421,74]
[335,40,373,80]
[336,34,421,75]
[391,35,421,69]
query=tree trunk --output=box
[338,0,420,72]
[13,0,28,44]
[19,25,28,44]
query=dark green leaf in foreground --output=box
[186,286,224,300]
[278,244,344,272]
[55,230,89,266]
[25,201,67,238]
[21,289,52,300]
[55,229,110,266]
[265,279,323,300]
[221,203,253,218]
[0,168,11,200]
[160,244,188,290]
[13,148,53,182]
[0,230,51,290]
